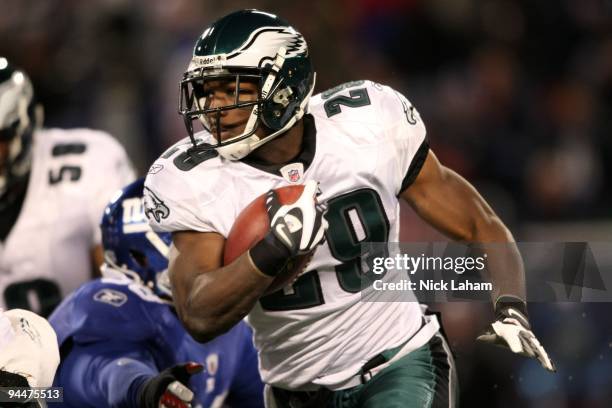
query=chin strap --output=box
[261,47,287,98]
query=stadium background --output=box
[1,0,610,406]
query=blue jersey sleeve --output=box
[55,341,156,408]
[49,279,170,407]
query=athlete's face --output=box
[201,79,259,141]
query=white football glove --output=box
[477,296,556,372]
[250,180,328,277]
[266,180,328,256]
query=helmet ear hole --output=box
[272,86,293,107]
[261,85,299,131]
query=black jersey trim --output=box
[399,138,430,194]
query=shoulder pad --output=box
[309,80,395,123]
[39,128,127,157]
[36,127,135,187]
[144,137,226,233]
[49,279,165,346]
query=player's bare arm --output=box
[401,149,525,300]
[169,230,272,342]
[402,148,555,371]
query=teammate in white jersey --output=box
[144,10,554,407]
[0,58,135,316]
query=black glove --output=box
[137,362,203,408]
[250,180,327,276]
[477,295,556,372]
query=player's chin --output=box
[209,129,232,143]
[219,131,243,144]
[221,127,250,142]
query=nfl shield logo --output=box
[288,169,300,182]
[280,162,304,183]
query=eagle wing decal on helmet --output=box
[227,27,308,61]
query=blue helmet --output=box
[100,178,172,299]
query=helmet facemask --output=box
[102,246,172,303]
[180,68,264,159]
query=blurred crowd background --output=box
[1,0,610,406]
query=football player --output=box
[49,178,264,408]
[0,58,135,317]
[144,9,554,408]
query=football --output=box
[224,185,314,294]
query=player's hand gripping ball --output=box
[224,182,327,294]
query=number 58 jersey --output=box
[145,81,433,390]
[0,128,135,316]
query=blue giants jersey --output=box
[49,276,264,408]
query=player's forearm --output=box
[442,170,527,301]
[472,216,526,301]
[443,171,527,301]
[404,161,526,301]
[176,252,272,342]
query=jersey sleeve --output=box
[376,84,429,195]
[84,131,136,245]
[143,149,222,234]
[55,341,156,408]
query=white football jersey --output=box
[145,81,433,389]
[0,128,135,315]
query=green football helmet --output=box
[179,9,315,160]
